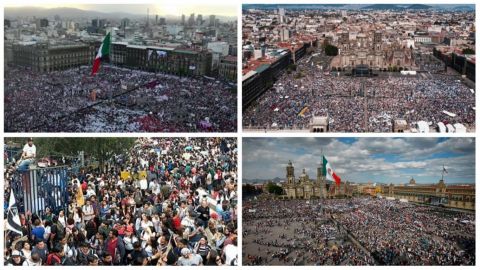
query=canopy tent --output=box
[453,123,467,133]
[437,122,447,133]
[416,121,429,133]
[446,124,455,133]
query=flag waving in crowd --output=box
[323,156,341,186]
[7,189,23,236]
[91,32,111,76]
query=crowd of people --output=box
[4,137,238,266]
[243,54,475,132]
[327,197,475,265]
[243,197,475,265]
[5,66,236,132]
[243,199,375,265]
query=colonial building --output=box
[282,160,327,199]
[12,41,97,72]
[111,42,212,77]
[382,178,475,210]
[218,55,237,82]
[333,31,416,70]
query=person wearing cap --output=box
[177,247,203,266]
[6,250,25,266]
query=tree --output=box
[33,138,136,168]
[462,48,475,55]
[324,44,339,56]
[265,182,284,195]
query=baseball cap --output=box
[12,250,22,257]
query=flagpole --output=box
[441,164,444,181]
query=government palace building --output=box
[382,177,475,211]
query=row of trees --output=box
[6,137,136,168]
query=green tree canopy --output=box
[462,48,475,55]
[325,44,339,56]
[7,137,136,166]
[266,182,284,195]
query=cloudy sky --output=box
[243,137,475,184]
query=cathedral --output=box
[333,31,416,70]
[282,160,327,199]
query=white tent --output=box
[437,122,447,133]
[446,124,455,133]
[416,121,429,133]
[453,123,467,133]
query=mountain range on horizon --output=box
[4,6,236,22]
[242,4,475,11]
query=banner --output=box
[156,50,167,57]
[148,50,153,60]
[120,171,131,180]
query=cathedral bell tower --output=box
[286,160,295,185]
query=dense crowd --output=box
[243,55,474,132]
[243,199,374,265]
[4,138,238,266]
[243,197,475,265]
[5,66,236,132]
[328,197,475,265]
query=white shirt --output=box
[224,244,237,266]
[23,144,36,159]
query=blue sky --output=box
[243,137,475,184]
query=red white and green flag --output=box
[323,156,341,186]
[91,32,111,76]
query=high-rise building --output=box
[278,8,285,23]
[188,13,195,26]
[121,18,130,29]
[98,19,106,28]
[197,14,203,26]
[36,18,49,28]
[181,14,186,25]
[209,15,216,27]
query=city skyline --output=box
[242,3,475,11]
[243,137,475,184]
[5,3,237,18]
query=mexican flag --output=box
[323,156,341,186]
[91,32,111,76]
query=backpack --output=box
[47,253,61,265]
